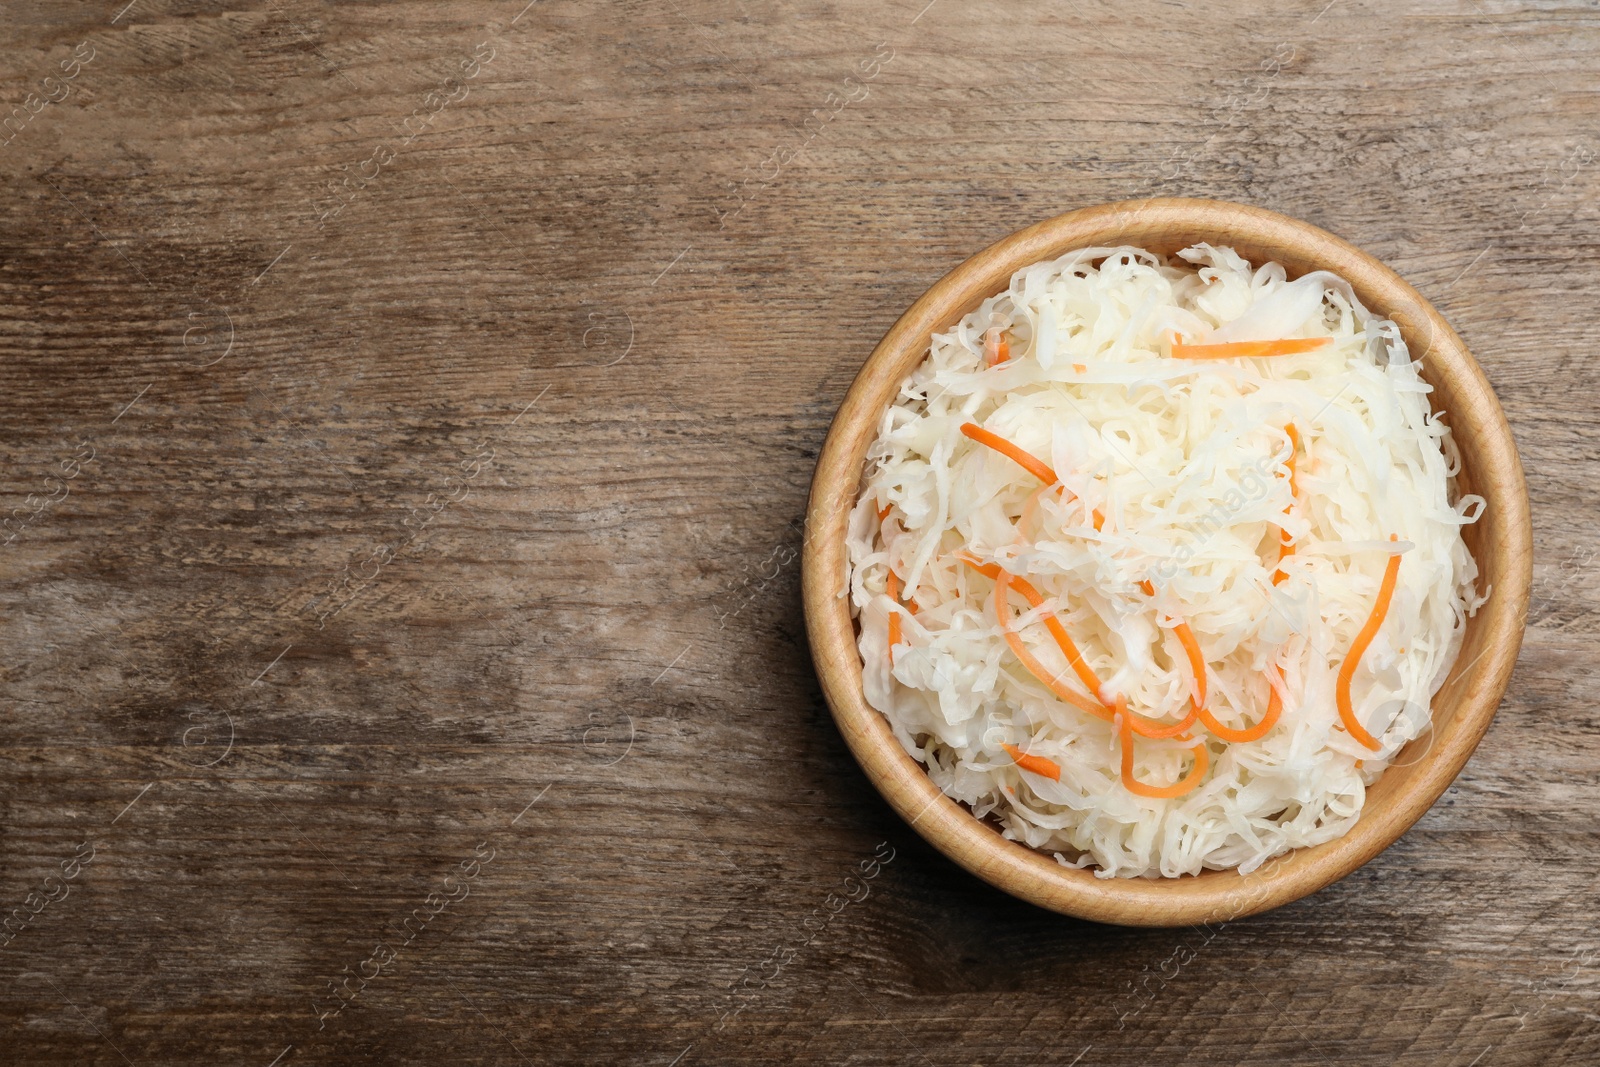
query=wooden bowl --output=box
[802,198,1531,927]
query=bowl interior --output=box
[803,198,1531,926]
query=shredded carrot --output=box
[960,422,1056,485]
[877,502,892,523]
[998,571,1102,698]
[886,569,902,665]
[984,327,1011,366]
[987,570,1111,721]
[1197,670,1283,744]
[963,556,1195,738]
[1072,363,1087,374]
[1171,337,1332,360]
[1124,697,1198,740]
[1172,621,1209,710]
[1002,742,1062,781]
[956,552,1001,581]
[1118,713,1210,799]
[960,423,1104,530]
[1273,423,1302,585]
[1336,536,1402,751]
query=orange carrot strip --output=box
[988,570,1113,722]
[1172,621,1209,711]
[1171,337,1333,360]
[965,557,1193,738]
[960,423,1105,531]
[998,571,1103,699]
[1336,537,1402,751]
[956,552,1002,581]
[886,569,902,665]
[1127,699,1198,740]
[1002,742,1062,781]
[1198,675,1282,744]
[1072,363,1087,374]
[878,502,892,523]
[1273,423,1302,586]
[1118,712,1210,799]
[960,422,1056,484]
[984,327,1011,366]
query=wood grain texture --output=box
[0,0,1594,1063]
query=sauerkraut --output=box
[847,244,1483,879]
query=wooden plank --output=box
[0,0,1597,1062]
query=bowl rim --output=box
[801,197,1532,927]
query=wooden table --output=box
[0,1,1593,1063]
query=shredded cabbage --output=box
[847,244,1484,879]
